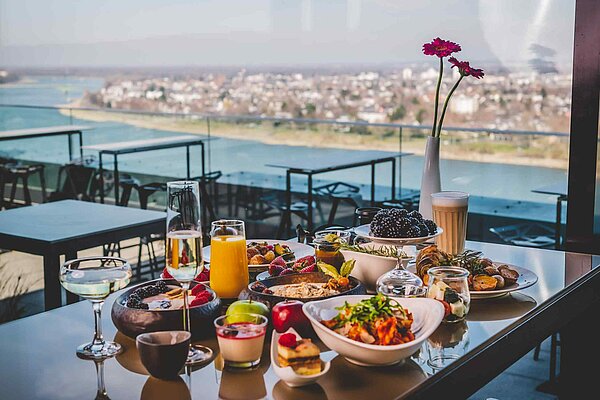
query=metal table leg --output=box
[113,154,120,206]
[43,250,61,310]
[285,171,292,233]
[391,158,396,201]
[99,153,104,203]
[68,133,73,161]
[186,145,190,179]
[371,162,376,205]
[307,173,313,232]
[78,131,83,159]
[65,250,79,304]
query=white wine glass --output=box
[60,256,132,360]
[166,180,213,365]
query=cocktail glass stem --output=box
[181,281,191,332]
[91,301,105,350]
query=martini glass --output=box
[166,180,213,365]
[60,256,132,360]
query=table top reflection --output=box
[0,241,596,399]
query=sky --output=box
[0,0,575,70]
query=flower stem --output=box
[436,75,464,137]
[431,57,444,137]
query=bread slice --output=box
[277,338,322,375]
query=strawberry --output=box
[271,256,287,267]
[300,263,317,273]
[162,268,173,279]
[269,264,285,277]
[279,268,295,276]
[293,255,316,269]
[278,333,298,348]
[191,283,206,296]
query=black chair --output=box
[313,182,363,225]
[489,223,556,248]
[48,161,96,202]
[258,192,324,239]
[0,162,47,208]
[379,191,421,212]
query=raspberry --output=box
[278,333,298,348]
[195,269,210,282]
[190,291,212,307]
[162,268,174,279]
[191,283,207,296]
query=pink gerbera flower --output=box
[449,57,485,79]
[422,38,462,58]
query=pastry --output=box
[277,333,321,375]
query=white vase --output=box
[418,136,441,220]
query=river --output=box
[0,76,565,204]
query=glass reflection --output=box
[93,360,110,400]
[140,375,191,400]
[426,321,469,371]
[214,354,267,400]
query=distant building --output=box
[357,111,387,123]
[450,95,479,114]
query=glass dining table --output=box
[0,240,598,399]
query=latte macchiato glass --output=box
[431,192,469,254]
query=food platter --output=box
[202,239,314,270]
[239,271,366,309]
[469,263,538,299]
[353,224,443,246]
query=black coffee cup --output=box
[136,331,191,380]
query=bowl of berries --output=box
[354,208,442,246]
[111,279,221,340]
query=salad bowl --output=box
[302,295,444,366]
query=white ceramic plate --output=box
[203,239,314,270]
[353,224,443,246]
[303,295,444,366]
[270,328,331,387]
[470,263,538,299]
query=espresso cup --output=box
[431,191,469,254]
[136,331,191,380]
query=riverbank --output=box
[60,104,568,170]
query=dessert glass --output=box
[214,313,268,369]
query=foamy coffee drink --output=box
[431,192,469,254]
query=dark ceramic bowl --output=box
[111,279,221,340]
[239,272,365,309]
[136,331,190,380]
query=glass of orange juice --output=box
[209,220,248,299]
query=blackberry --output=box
[417,224,429,237]
[387,208,403,218]
[406,225,421,238]
[155,280,168,293]
[145,285,160,297]
[396,208,409,217]
[133,287,149,299]
[408,210,424,222]
[397,217,412,230]
[424,219,438,235]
